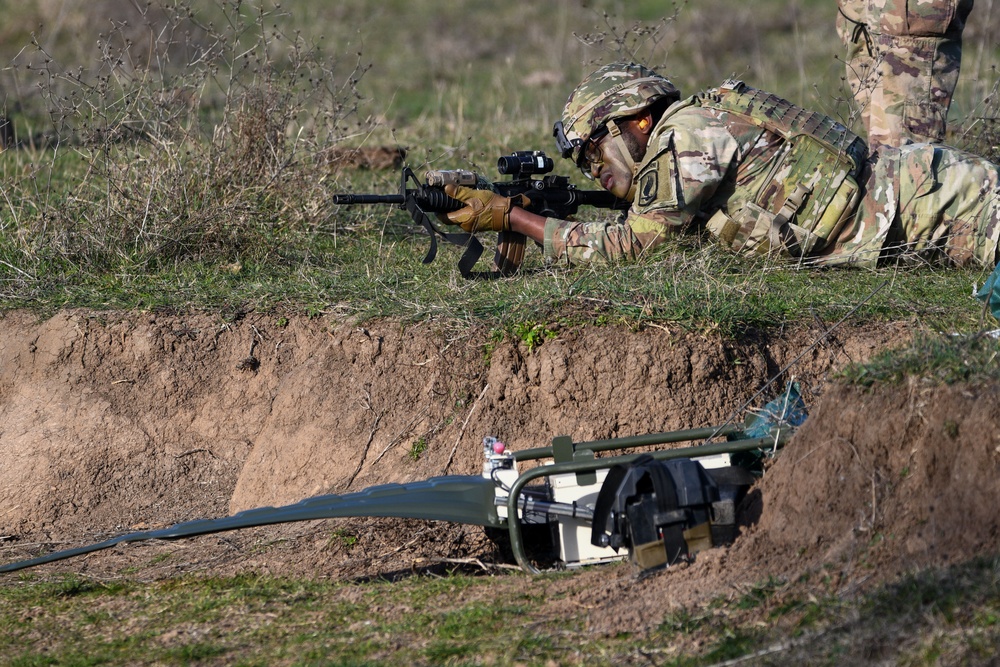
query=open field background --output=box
[0,1,999,665]
[0,0,996,322]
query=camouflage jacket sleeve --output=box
[543,105,743,265]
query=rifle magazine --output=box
[494,231,527,276]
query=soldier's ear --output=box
[636,111,653,134]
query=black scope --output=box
[497,150,554,177]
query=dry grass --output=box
[1,2,369,279]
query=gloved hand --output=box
[443,184,527,233]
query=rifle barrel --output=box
[572,189,628,209]
[332,193,406,205]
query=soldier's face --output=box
[588,131,639,199]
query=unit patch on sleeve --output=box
[635,148,678,212]
[637,171,659,208]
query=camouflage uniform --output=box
[836,0,974,149]
[546,77,1000,268]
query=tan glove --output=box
[443,184,527,233]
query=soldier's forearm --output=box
[509,207,547,244]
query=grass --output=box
[0,1,998,665]
[2,555,997,665]
[0,0,994,335]
[0,223,989,339]
[839,330,1000,387]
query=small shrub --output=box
[513,321,556,352]
[1,0,370,278]
[408,437,428,461]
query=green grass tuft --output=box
[838,332,1000,387]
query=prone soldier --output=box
[439,62,999,270]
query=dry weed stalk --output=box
[1,0,371,278]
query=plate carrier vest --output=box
[699,80,868,257]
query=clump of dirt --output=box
[1,308,996,637]
[741,380,1000,576]
[317,145,406,170]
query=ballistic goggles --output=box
[553,121,610,176]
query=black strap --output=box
[644,457,678,516]
[590,461,631,549]
[838,7,874,57]
[407,199,486,279]
[645,461,690,564]
[400,167,486,279]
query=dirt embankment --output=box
[0,308,997,630]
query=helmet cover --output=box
[553,62,679,166]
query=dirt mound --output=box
[584,380,1000,635]
[2,308,996,634]
[742,381,1000,575]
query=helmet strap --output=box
[606,119,639,200]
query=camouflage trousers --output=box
[852,143,1000,267]
[836,0,974,149]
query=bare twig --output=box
[443,383,489,474]
[173,448,217,459]
[414,556,521,573]
[703,629,834,667]
[345,390,384,488]
[703,280,889,443]
[375,534,424,560]
[372,406,430,465]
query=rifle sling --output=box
[405,194,485,279]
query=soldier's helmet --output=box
[553,62,680,169]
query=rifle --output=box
[332,150,629,278]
